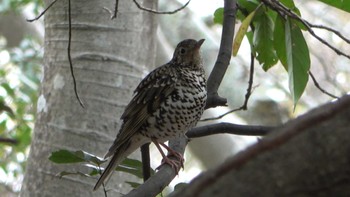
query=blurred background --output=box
[0,0,349,195]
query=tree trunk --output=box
[20,0,157,196]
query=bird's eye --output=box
[180,48,186,54]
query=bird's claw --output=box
[156,156,183,174]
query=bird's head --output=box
[172,39,205,70]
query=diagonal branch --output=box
[126,137,188,197]
[309,71,339,99]
[26,0,60,22]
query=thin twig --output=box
[102,183,107,197]
[200,108,241,121]
[309,71,339,99]
[96,164,108,197]
[0,137,18,145]
[201,53,255,121]
[68,0,85,108]
[242,53,255,108]
[26,0,60,22]
[133,0,190,14]
[309,24,350,44]
[112,0,119,19]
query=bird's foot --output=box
[166,150,184,169]
[152,139,185,173]
[156,156,183,174]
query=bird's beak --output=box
[196,39,205,49]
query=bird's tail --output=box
[93,142,129,191]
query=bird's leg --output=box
[152,139,183,173]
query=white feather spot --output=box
[53,74,65,89]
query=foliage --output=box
[0,0,43,193]
[211,0,350,106]
[0,36,42,191]
[0,0,43,14]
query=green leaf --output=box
[213,8,224,24]
[238,0,259,13]
[284,18,310,106]
[49,150,86,164]
[49,149,104,165]
[233,4,262,56]
[121,157,143,168]
[253,12,278,70]
[117,158,155,179]
[274,15,288,70]
[317,0,350,13]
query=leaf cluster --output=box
[214,0,349,105]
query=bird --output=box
[94,39,207,190]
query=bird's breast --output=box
[140,72,207,141]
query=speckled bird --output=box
[94,39,207,190]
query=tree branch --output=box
[171,94,350,197]
[126,137,188,197]
[205,0,238,109]
[0,137,18,145]
[187,123,274,138]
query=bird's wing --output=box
[105,65,177,157]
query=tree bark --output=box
[20,0,157,196]
[170,95,350,197]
